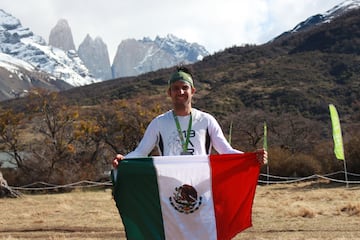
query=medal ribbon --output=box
[172,111,192,153]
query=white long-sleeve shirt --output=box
[126,108,242,158]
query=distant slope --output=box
[55,9,359,125]
[0,53,72,100]
[2,7,360,132]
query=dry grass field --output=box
[1,181,360,240]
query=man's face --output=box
[168,81,195,106]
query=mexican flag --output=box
[112,153,260,240]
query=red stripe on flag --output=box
[210,153,260,240]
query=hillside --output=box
[1,8,360,186]
[3,9,359,141]
[48,9,360,124]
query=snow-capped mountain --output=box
[48,19,112,81]
[288,0,360,33]
[46,17,208,79]
[0,9,97,88]
[153,34,208,62]
[112,34,209,78]
[0,52,63,100]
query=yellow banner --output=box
[329,104,345,160]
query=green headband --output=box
[168,70,194,87]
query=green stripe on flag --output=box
[113,158,165,240]
[329,104,345,160]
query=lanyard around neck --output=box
[172,111,192,153]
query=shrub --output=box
[265,147,322,177]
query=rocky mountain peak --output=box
[48,19,76,51]
[0,9,20,30]
[78,34,112,80]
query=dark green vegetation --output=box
[60,9,360,121]
[1,9,360,186]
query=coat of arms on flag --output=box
[169,184,202,214]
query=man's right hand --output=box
[112,154,124,168]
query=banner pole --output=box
[263,122,269,185]
[228,120,233,145]
[343,158,349,188]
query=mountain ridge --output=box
[53,5,360,126]
[0,1,358,119]
[0,9,98,101]
[1,1,360,183]
[0,9,209,100]
[111,34,209,78]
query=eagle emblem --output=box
[169,184,202,214]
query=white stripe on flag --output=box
[154,155,217,240]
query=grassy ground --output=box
[1,181,360,240]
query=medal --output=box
[181,151,192,155]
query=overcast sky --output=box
[2,0,344,61]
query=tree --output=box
[26,89,79,183]
[224,109,267,151]
[0,109,26,169]
[90,99,164,155]
[270,113,323,154]
[345,133,360,174]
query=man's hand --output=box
[112,154,124,168]
[255,149,268,165]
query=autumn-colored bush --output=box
[264,147,322,177]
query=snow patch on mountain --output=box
[0,9,97,87]
[0,52,34,72]
[112,34,209,77]
[290,0,360,33]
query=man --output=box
[113,66,267,166]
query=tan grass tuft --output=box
[288,202,316,218]
[292,207,316,218]
[339,203,360,216]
